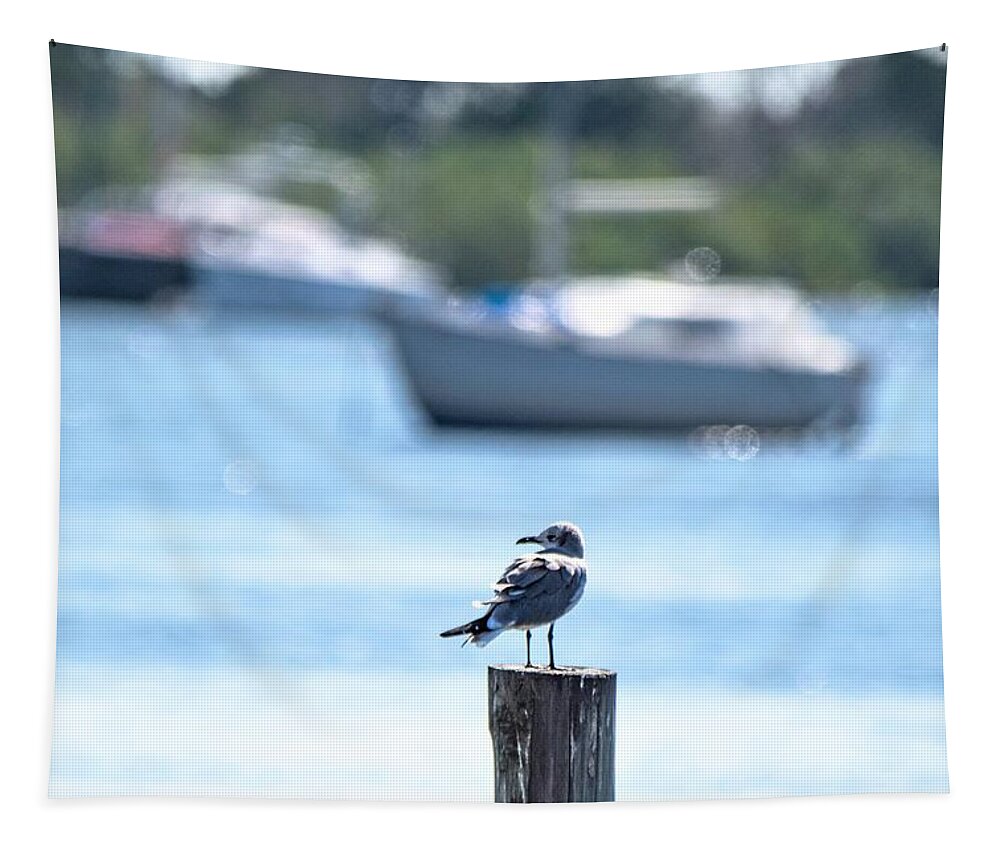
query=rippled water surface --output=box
[51,298,946,799]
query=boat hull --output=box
[192,265,378,316]
[59,247,189,302]
[388,313,866,432]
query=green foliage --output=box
[716,140,943,289]
[48,44,945,292]
[278,180,342,215]
[575,144,678,179]
[370,137,539,287]
[53,106,154,202]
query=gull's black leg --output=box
[547,623,556,670]
[525,630,534,667]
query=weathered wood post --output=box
[488,664,616,803]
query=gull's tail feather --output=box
[440,614,502,647]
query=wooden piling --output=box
[488,664,616,803]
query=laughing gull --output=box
[440,522,587,669]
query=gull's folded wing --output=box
[478,555,574,606]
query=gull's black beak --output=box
[516,535,539,545]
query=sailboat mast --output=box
[534,81,579,285]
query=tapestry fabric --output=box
[49,42,948,801]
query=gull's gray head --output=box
[517,522,585,557]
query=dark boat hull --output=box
[59,247,190,302]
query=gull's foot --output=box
[524,662,536,668]
[548,664,558,671]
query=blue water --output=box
[51,297,946,799]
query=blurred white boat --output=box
[58,178,442,315]
[387,276,867,432]
[157,180,442,315]
[57,183,196,301]
[58,209,191,301]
